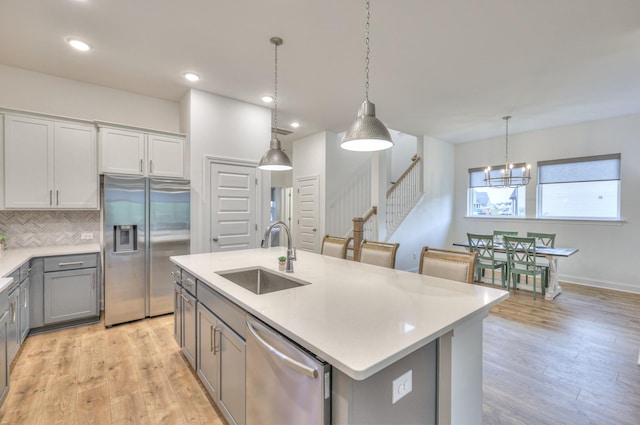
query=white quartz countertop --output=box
[171,248,509,380]
[0,244,101,279]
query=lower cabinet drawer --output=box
[44,254,98,272]
[197,281,246,339]
[44,268,98,324]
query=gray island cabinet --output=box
[171,248,508,425]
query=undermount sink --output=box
[216,267,309,295]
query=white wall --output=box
[392,136,455,271]
[0,64,180,132]
[292,132,327,251]
[452,113,640,293]
[182,89,272,253]
[390,130,418,182]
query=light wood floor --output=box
[483,282,640,424]
[0,314,225,425]
[0,283,639,424]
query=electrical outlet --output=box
[80,233,94,240]
[392,370,412,404]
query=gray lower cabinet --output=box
[181,289,197,369]
[173,282,182,346]
[197,303,219,399]
[195,281,246,425]
[18,277,29,343]
[0,295,9,405]
[44,268,97,324]
[7,287,19,365]
[43,254,98,325]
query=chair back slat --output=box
[526,232,556,248]
[467,233,496,261]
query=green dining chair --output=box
[493,230,518,242]
[504,236,547,300]
[466,233,507,289]
[527,232,556,291]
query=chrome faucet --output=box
[261,221,296,273]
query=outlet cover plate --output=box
[80,233,94,240]
[392,370,412,404]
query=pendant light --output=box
[484,116,531,188]
[341,0,393,152]
[259,37,292,171]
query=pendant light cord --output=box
[364,0,370,101]
[273,40,279,138]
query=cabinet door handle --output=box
[49,190,53,206]
[213,326,221,354]
[210,325,214,352]
[10,301,16,324]
[140,159,143,174]
[180,294,192,305]
[92,274,96,290]
[58,261,84,267]
[150,160,153,174]
[56,190,59,206]
[23,291,28,308]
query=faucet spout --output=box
[262,221,296,273]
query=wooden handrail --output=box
[353,206,377,261]
[386,155,420,197]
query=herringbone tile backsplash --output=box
[0,211,100,248]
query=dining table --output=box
[453,240,579,300]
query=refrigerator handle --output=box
[247,321,318,379]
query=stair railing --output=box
[386,155,421,236]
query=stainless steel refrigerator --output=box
[103,175,190,327]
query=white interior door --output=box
[210,162,257,252]
[296,176,319,253]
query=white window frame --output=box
[467,165,527,218]
[536,154,621,220]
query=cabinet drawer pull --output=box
[58,261,84,267]
[213,326,221,354]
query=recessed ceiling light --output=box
[290,122,300,128]
[261,95,274,103]
[184,72,200,82]
[66,38,91,51]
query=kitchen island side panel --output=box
[332,340,437,425]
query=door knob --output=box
[212,237,219,242]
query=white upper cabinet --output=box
[99,127,146,176]
[54,122,99,209]
[100,126,185,179]
[147,134,185,178]
[4,115,98,209]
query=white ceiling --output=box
[1,0,640,144]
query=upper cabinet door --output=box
[147,134,185,178]
[100,127,146,175]
[4,115,54,209]
[54,122,98,209]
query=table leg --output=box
[544,255,562,300]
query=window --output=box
[537,154,620,219]
[468,167,526,217]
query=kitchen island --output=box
[171,247,508,425]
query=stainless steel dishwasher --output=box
[246,316,331,425]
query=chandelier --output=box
[484,116,531,188]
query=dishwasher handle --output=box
[247,321,318,379]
